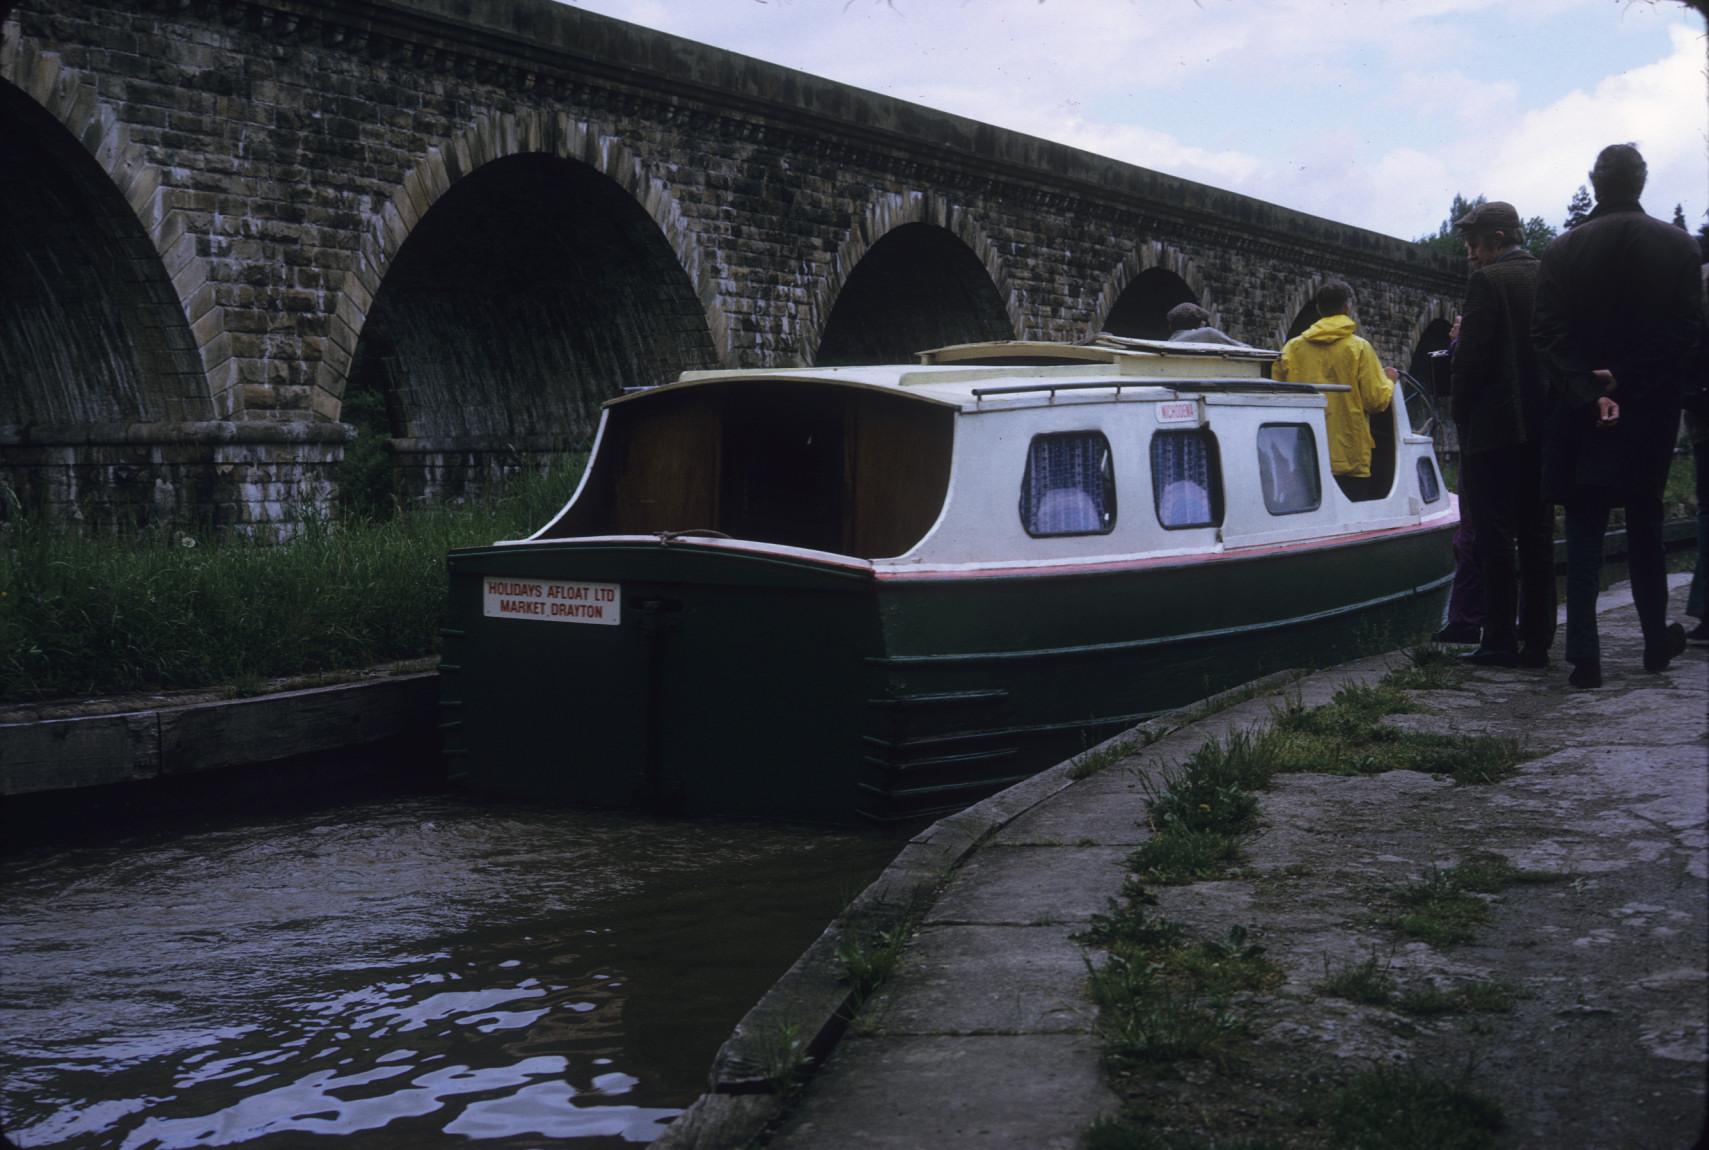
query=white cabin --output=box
[519,338,1455,572]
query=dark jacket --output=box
[1450,247,1541,455]
[1531,200,1705,502]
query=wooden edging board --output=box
[0,673,439,797]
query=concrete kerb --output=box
[651,666,1317,1150]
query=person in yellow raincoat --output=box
[1272,279,1398,500]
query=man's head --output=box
[1166,302,1212,333]
[1314,279,1354,318]
[1589,143,1646,204]
[1453,201,1523,267]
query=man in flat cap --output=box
[1450,201,1553,667]
[1532,143,1705,687]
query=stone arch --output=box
[325,109,726,421]
[1401,298,1460,431]
[0,44,215,426]
[1402,297,1460,368]
[1088,243,1216,340]
[802,192,1022,364]
[1275,277,1328,348]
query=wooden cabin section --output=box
[537,380,954,559]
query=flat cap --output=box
[1454,200,1522,234]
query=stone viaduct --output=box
[1,0,1465,533]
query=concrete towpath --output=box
[660,576,1706,1150]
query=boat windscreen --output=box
[534,381,954,558]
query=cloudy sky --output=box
[557,0,1706,244]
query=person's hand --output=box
[1449,314,1462,343]
[1384,366,1399,381]
[1593,368,1617,393]
[1595,395,1619,428]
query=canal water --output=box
[0,796,903,1149]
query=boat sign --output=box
[483,577,621,625]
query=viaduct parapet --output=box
[1,0,1465,533]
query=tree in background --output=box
[1672,204,1689,229]
[1563,185,1594,229]
[1416,193,1555,258]
[1520,216,1557,256]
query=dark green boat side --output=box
[857,523,1454,819]
[441,519,1452,823]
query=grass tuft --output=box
[1070,737,1141,780]
[1387,644,1472,691]
[1398,979,1520,1017]
[1316,951,1396,1006]
[1387,868,1492,946]
[1082,897,1279,1070]
[1126,828,1242,885]
[1325,1065,1504,1150]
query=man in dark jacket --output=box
[1450,201,1552,667]
[1532,144,1705,688]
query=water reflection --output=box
[0,796,900,1148]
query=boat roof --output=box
[611,338,1336,414]
[917,334,1279,365]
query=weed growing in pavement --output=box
[755,1019,814,1094]
[1323,1064,1504,1150]
[1087,953,1250,1066]
[1384,852,1571,946]
[1082,893,1280,1069]
[1070,736,1142,781]
[1397,979,1520,1017]
[1387,867,1492,946]
[1387,644,1472,691]
[1315,950,1397,1006]
[1126,827,1242,885]
[1267,683,1524,783]
[1084,1116,1291,1150]
[834,922,911,1012]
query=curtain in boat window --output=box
[1019,432,1116,536]
[1151,429,1222,529]
[1256,423,1321,515]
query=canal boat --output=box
[439,337,1456,822]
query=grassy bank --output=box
[0,459,584,704]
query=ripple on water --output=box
[0,795,901,1147]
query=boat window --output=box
[1019,432,1116,537]
[1151,429,1223,529]
[1416,457,1442,504]
[1256,423,1322,515]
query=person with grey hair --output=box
[1165,302,1245,346]
[1532,143,1705,687]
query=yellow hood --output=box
[1300,315,1359,344]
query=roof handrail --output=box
[969,379,1346,401]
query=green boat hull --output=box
[441,524,1453,822]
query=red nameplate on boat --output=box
[482,578,622,625]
